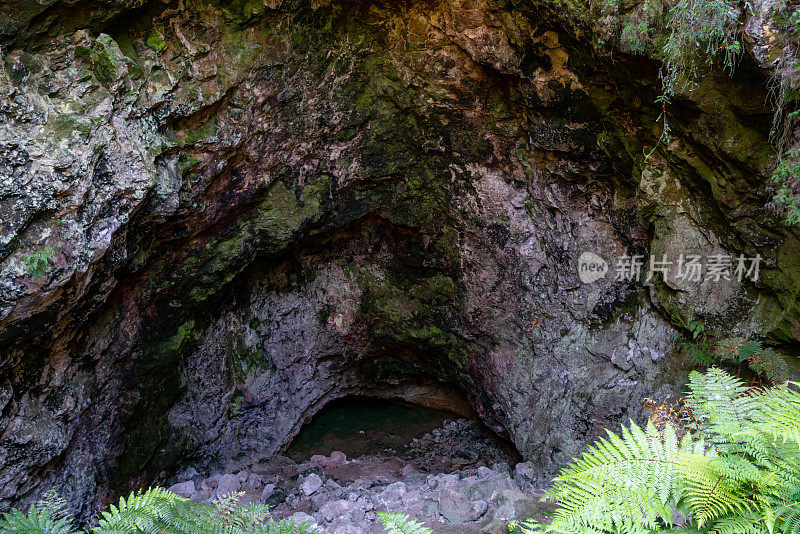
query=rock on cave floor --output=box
[168,420,553,533]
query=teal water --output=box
[286,397,458,461]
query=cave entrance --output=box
[285,395,521,472]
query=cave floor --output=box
[169,420,551,533]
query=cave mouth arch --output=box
[283,389,522,472]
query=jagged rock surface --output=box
[0,0,798,519]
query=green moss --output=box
[357,268,462,357]
[228,390,244,418]
[22,246,54,278]
[94,35,125,83]
[110,312,206,492]
[408,274,457,303]
[146,27,167,52]
[174,119,218,147]
[176,175,331,306]
[51,113,93,137]
[75,34,133,86]
[74,46,91,58]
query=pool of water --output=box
[286,397,459,462]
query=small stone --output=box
[491,462,510,476]
[437,474,459,488]
[423,499,439,516]
[465,475,515,501]
[330,451,347,464]
[404,469,426,486]
[320,499,353,522]
[492,490,541,522]
[260,483,276,502]
[244,473,264,491]
[191,488,211,504]
[310,454,327,467]
[325,478,343,491]
[513,462,537,482]
[178,467,199,481]
[471,499,489,520]
[400,490,424,515]
[168,481,195,498]
[378,481,407,508]
[301,473,323,495]
[401,464,415,477]
[289,512,319,531]
[214,474,241,499]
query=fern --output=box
[516,368,800,534]
[528,420,700,532]
[377,512,433,534]
[0,505,77,534]
[94,487,185,534]
[1,488,317,534]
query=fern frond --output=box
[685,368,758,441]
[707,514,770,534]
[0,505,76,534]
[543,420,696,531]
[377,512,433,534]
[94,487,186,534]
[748,383,800,448]
[676,451,755,526]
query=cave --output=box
[283,394,521,469]
[1,0,799,530]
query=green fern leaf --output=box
[377,512,433,534]
[0,506,76,534]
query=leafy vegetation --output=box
[21,246,55,279]
[510,368,800,533]
[768,0,800,225]
[599,0,800,224]
[0,488,317,534]
[377,512,434,534]
[598,0,742,149]
[772,144,800,226]
[681,335,791,385]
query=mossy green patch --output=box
[174,119,218,147]
[89,34,130,85]
[50,113,94,137]
[146,26,167,52]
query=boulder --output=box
[320,499,353,522]
[330,451,348,464]
[301,473,324,496]
[492,490,541,522]
[168,481,195,499]
[289,512,319,531]
[438,488,474,524]
[214,474,241,499]
[260,483,276,502]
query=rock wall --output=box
[1,0,798,519]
